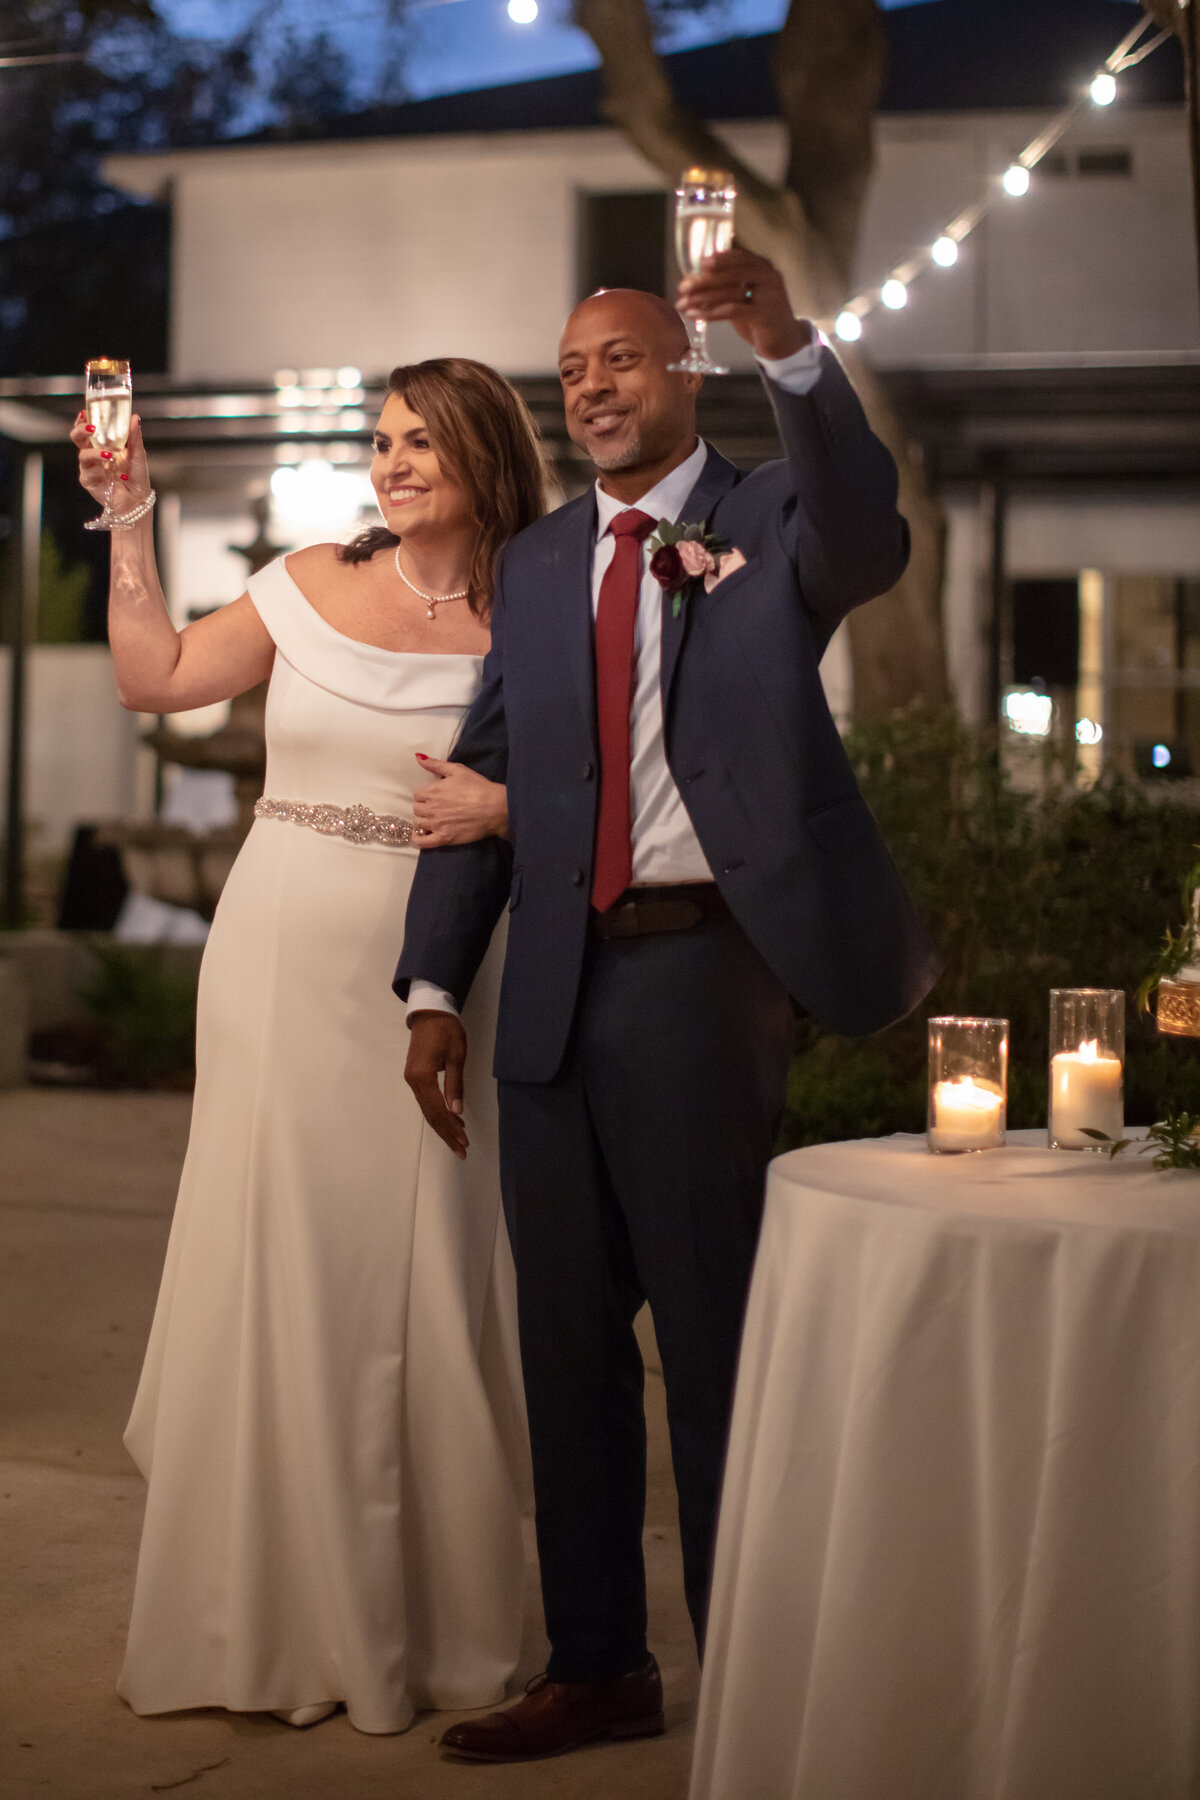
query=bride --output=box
[71,358,549,1734]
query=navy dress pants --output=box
[497,913,794,1681]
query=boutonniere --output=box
[647,518,731,618]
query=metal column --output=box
[3,451,43,929]
[981,461,1009,729]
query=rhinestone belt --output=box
[254,796,415,848]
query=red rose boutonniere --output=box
[646,518,731,618]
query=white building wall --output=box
[940,493,1200,727]
[862,110,1199,364]
[109,105,1198,382]
[0,648,143,852]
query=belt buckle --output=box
[608,898,641,938]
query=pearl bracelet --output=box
[108,489,157,530]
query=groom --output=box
[397,248,940,1760]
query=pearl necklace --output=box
[394,546,470,619]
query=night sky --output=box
[156,0,1142,110]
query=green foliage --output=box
[80,942,197,1088]
[780,706,1200,1150]
[37,532,90,643]
[1083,1113,1200,1172]
[1136,852,1200,1014]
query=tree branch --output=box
[574,0,844,314]
[1140,0,1182,38]
[574,0,776,206]
[771,0,887,291]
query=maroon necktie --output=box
[592,508,655,913]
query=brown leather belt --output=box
[591,882,733,940]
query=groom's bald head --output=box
[561,288,693,362]
[557,288,701,486]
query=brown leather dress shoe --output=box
[440,1656,665,1762]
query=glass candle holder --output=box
[1048,988,1124,1150]
[927,1017,1008,1154]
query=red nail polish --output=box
[101,451,112,459]
[85,424,95,434]
[415,753,428,762]
[120,472,129,481]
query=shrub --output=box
[80,942,198,1088]
[779,707,1200,1150]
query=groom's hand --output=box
[405,1013,470,1159]
[677,248,811,362]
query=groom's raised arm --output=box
[394,563,514,1013]
[677,244,908,637]
[763,350,910,634]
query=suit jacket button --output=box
[582,761,594,781]
[571,867,585,886]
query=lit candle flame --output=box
[1078,1039,1099,1062]
[939,1077,1001,1113]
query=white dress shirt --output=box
[408,337,825,1021]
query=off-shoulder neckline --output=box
[278,555,485,663]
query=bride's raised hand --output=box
[70,411,151,511]
[413,755,509,848]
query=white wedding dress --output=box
[118,557,529,1735]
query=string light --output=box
[819,14,1172,343]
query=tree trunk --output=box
[1141,0,1200,304]
[574,0,950,716]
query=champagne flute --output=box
[83,358,133,530]
[670,169,737,376]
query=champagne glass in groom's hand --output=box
[677,244,814,365]
[669,169,737,375]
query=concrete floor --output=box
[1,1088,697,1800]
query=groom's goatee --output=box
[591,433,644,472]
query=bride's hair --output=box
[338,357,551,619]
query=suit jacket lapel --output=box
[659,443,741,704]
[553,490,600,742]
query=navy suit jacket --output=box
[396,350,942,1084]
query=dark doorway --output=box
[577,191,669,300]
[1011,578,1080,689]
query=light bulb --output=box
[834,310,863,343]
[1003,164,1031,197]
[881,279,908,311]
[508,0,538,19]
[1090,72,1117,106]
[931,235,959,268]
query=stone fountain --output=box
[99,495,285,920]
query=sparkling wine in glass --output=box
[670,169,737,376]
[83,358,133,530]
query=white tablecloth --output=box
[690,1131,1200,1800]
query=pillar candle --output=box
[1050,1039,1123,1149]
[929,1077,1005,1152]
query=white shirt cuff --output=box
[406,980,460,1025]
[758,329,824,395]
